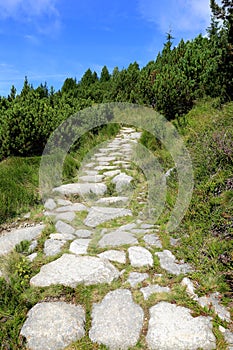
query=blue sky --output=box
[0,0,213,96]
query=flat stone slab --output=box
[53,183,107,196]
[57,199,72,206]
[75,229,93,238]
[98,231,138,248]
[55,203,87,212]
[84,206,132,227]
[98,250,126,264]
[79,175,104,183]
[44,239,66,257]
[143,234,162,248]
[156,250,193,275]
[20,302,85,350]
[0,225,45,256]
[89,289,144,349]
[30,254,120,287]
[49,233,75,241]
[55,221,75,235]
[128,246,153,267]
[96,196,129,206]
[55,211,75,222]
[69,239,91,255]
[103,169,121,177]
[95,165,117,171]
[127,272,149,287]
[146,302,216,350]
[140,284,171,300]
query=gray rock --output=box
[27,252,38,262]
[156,250,193,275]
[29,240,38,253]
[131,228,151,234]
[84,206,132,227]
[30,254,120,287]
[95,165,117,171]
[140,284,171,300]
[219,326,233,350]
[198,292,231,322]
[79,175,104,183]
[49,233,75,241]
[96,196,129,206]
[44,198,56,210]
[44,239,66,256]
[181,277,198,300]
[95,156,116,162]
[55,220,75,235]
[170,237,180,246]
[146,302,216,350]
[69,239,91,255]
[99,231,138,248]
[53,183,107,196]
[112,173,133,192]
[103,169,121,177]
[0,225,45,256]
[55,203,87,212]
[20,302,85,350]
[143,234,162,248]
[89,289,144,349]
[127,272,149,287]
[98,250,126,264]
[140,223,155,229]
[55,211,75,222]
[75,229,93,238]
[128,246,153,267]
[117,222,137,231]
[57,198,72,206]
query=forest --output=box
[0,0,232,160]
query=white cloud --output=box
[0,0,58,18]
[138,0,212,36]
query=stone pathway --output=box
[0,127,232,349]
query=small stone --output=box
[57,199,72,206]
[30,254,120,287]
[69,239,91,255]
[55,221,75,235]
[99,231,138,248]
[44,198,56,210]
[29,240,38,253]
[140,284,171,300]
[127,272,149,287]
[143,234,162,248]
[156,250,193,275]
[103,170,121,177]
[49,233,75,241]
[44,239,66,256]
[84,206,132,227]
[27,252,38,262]
[198,292,231,322]
[112,173,133,192]
[128,246,153,267]
[140,223,154,229]
[170,237,180,246]
[98,250,126,264]
[146,302,216,350]
[20,302,85,350]
[117,222,137,231]
[181,277,198,300]
[219,327,233,350]
[95,165,117,171]
[23,212,31,219]
[89,289,144,349]
[75,229,93,238]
